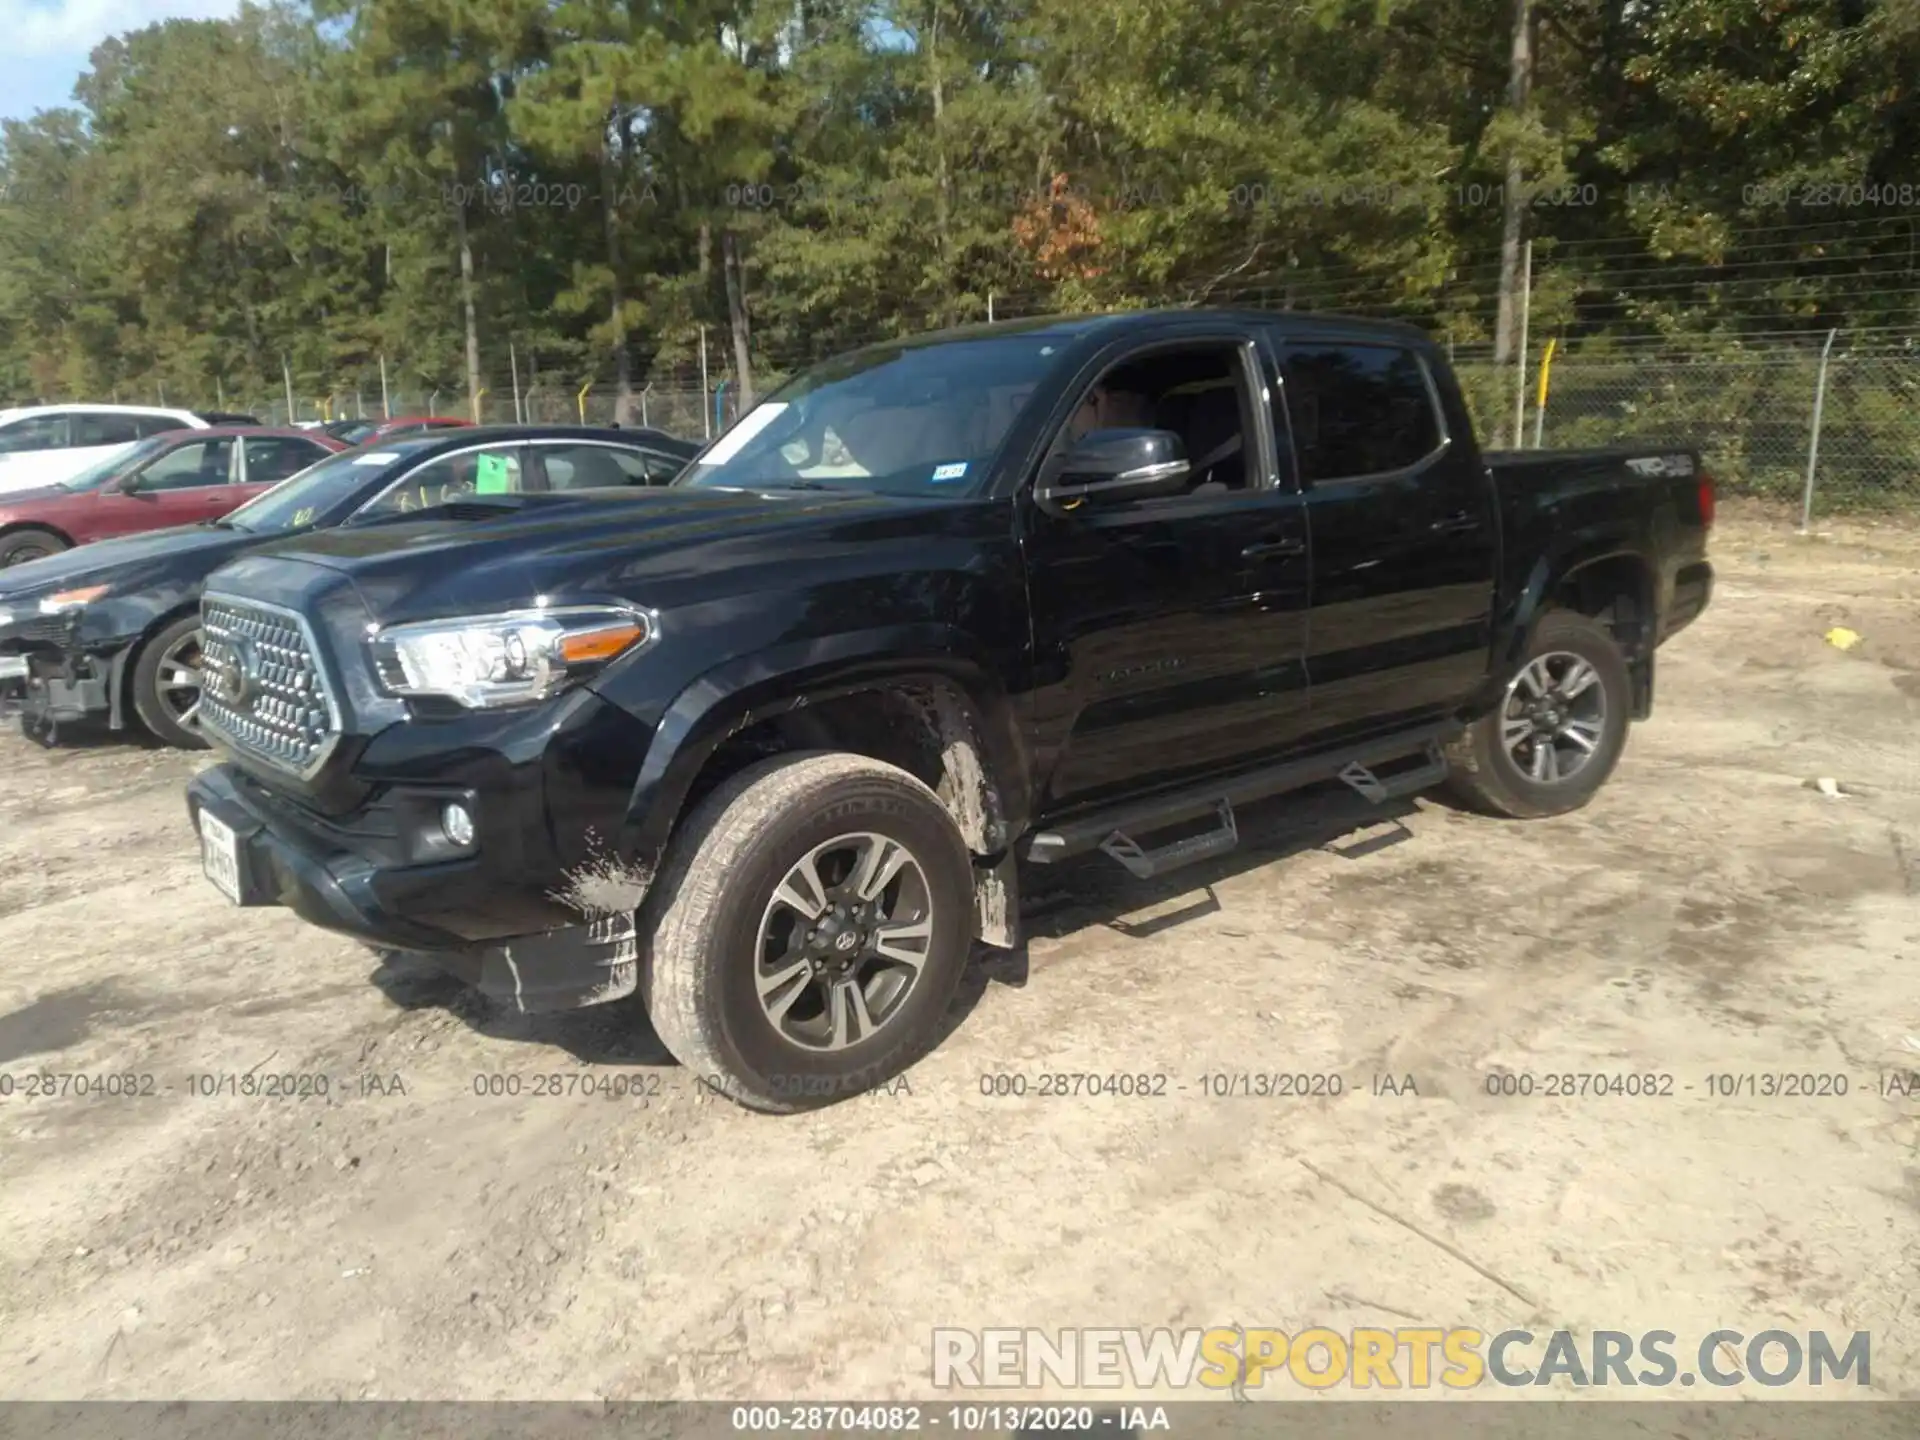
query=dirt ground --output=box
[0,503,1916,1406]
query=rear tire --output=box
[130,615,211,751]
[640,751,974,1114]
[0,527,69,568]
[1443,609,1632,819]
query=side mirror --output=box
[1035,428,1190,511]
[111,470,144,494]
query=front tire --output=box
[641,752,974,1113]
[1443,609,1632,819]
[130,615,211,751]
[0,527,69,568]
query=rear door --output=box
[1274,335,1498,747]
[1023,330,1312,811]
[91,436,241,538]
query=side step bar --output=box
[1023,722,1460,878]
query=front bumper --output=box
[0,601,135,740]
[5,648,126,743]
[185,762,642,1014]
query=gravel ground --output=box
[0,505,1915,1405]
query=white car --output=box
[0,405,217,494]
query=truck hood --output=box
[222,485,954,623]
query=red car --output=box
[321,415,471,446]
[0,427,347,568]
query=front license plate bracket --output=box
[195,806,259,906]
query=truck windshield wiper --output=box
[758,480,843,492]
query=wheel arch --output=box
[1496,543,1657,719]
[613,632,1027,948]
[117,600,204,729]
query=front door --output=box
[1023,336,1312,812]
[92,437,241,538]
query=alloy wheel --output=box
[155,629,206,731]
[753,831,937,1052]
[1499,650,1608,785]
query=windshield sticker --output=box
[354,451,400,465]
[930,462,969,482]
[698,403,790,466]
[290,506,316,527]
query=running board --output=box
[1022,722,1460,870]
[1338,743,1450,804]
[1099,800,1239,880]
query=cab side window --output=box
[73,412,144,446]
[1280,344,1444,483]
[541,444,658,490]
[245,437,330,484]
[1053,342,1258,497]
[359,447,525,517]
[135,439,237,490]
[0,414,70,453]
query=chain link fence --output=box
[1457,337,1920,517]
[152,334,1920,522]
[242,382,734,438]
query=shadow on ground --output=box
[361,779,1434,1070]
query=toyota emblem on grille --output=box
[207,635,257,709]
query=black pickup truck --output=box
[183,309,1714,1111]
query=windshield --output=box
[223,441,434,533]
[61,437,170,490]
[675,336,1063,496]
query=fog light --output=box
[441,802,475,848]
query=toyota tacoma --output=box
[182,310,1714,1112]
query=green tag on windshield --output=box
[474,452,514,494]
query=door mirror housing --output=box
[1036,428,1190,510]
[110,469,145,494]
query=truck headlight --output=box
[367,605,655,709]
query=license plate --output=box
[198,809,242,905]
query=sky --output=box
[2,0,243,123]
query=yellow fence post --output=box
[1532,338,1557,448]
[577,379,593,425]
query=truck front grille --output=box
[198,597,339,778]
